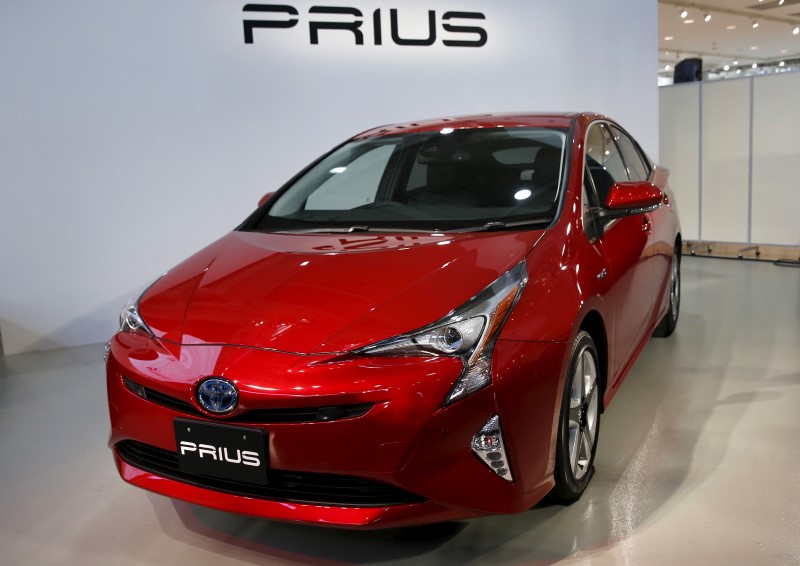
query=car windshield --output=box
[245,127,568,232]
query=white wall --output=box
[659,72,800,246]
[751,73,800,246]
[659,84,699,241]
[0,0,657,355]
[701,80,750,243]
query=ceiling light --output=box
[684,19,695,24]
[723,65,730,71]
[726,25,736,30]
[752,63,758,69]
[794,27,800,35]
[664,36,674,41]
[779,0,785,5]
[750,46,759,50]
[680,8,688,19]
[779,61,785,67]
[665,64,671,71]
[733,59,739,65]
[704,13,711,22]
[736,69,742,74]
[752,21,759,28]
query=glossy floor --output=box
[1,257,799,565]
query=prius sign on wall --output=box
[242,4,487,47]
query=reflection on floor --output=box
[1,257,799,565]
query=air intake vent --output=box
[116,440,425,507]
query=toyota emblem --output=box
[196,378,239,414]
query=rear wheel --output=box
[551,330,601,504]
[653,250,680,337]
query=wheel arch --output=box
[578,310,608,412]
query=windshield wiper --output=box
[460,218,554,232]
[265,226,368,234]
[269,226,436,234]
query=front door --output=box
[584,123,656,384]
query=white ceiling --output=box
[659,0,800,76]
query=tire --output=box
[550,330,601,504]
[653,250,681,337]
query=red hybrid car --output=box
[106,112,680,529]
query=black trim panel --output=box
[123,376,374,423]
[117,440,425,507]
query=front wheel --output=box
[653,250,681,337]
[550,330,601,504]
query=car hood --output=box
[139,229,544,354]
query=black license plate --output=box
[174,418,268,485]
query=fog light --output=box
[123,376,147,400]
[471,415,513,482]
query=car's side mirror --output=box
[258,192,276,207]
[594,181,663,221]
[606,181,663,210]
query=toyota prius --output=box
[106,112,681,528]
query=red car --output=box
[106,112,680,529]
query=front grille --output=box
[116,440,425,507]
[145,386,197,414]
[123,376,373,423]
[246,404,374,423]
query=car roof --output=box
[352,112,604,140]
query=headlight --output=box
[116,277,163,338]
[359,261,528,405]
[118,299,154,337]
[107,298,153,362]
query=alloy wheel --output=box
[670,254,680,320]
[568,346,599,481]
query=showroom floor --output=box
[1,257,799,566]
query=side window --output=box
[305,145,394,210]
[611,126,650,181]
[585,123,628,207]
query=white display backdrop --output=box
[752,73,800,246]
[659,71,800,247]
[659,84,700,241]
[0,0,657,355]
[701,80,750,244]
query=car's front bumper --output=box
[106,333,566,528]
